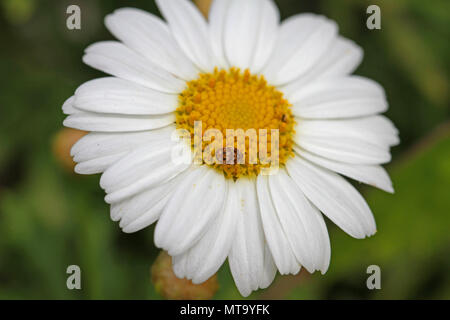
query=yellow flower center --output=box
[176,68,295,180]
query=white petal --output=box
[83,41,185,93]
[154,166,227,256]
[295,135,391,165]
[62,96,78,115]
[250,0,280,73]
[296,148,394,193]
[228,178,265,297]
[259,245,277,289]
[101,139,191,203]
[111,183,171,224]
[224,0,279,72]
[288,76,388,119]
[280,37,363,94]
[294,116,398,165]
[63,110,175,133]
[112,173,184,232]
[256,175,300,275]
[156,0,215,72]
[75,153,126,175]
[263,14,338,85]
[286,157,377,239]
[71,127,174,163]
[296,116,400,148]
[315,37,363,79]
[173,180,239,284]
[269,170,330,274]
[105,8,198,80]
[172,254,188,279]
[121,195,169,233]
[208,0,231,69]
[117,180,176,228]
[224,0,258,69]
[74,78,178,115]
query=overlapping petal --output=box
[286,157,377,239]
[268,170,330,274]
[256,175,301,275]
[295,147,394,193]
[100,138,191,203]
[223,0,279,72]
[154,166,228,256]
[172,180,238,284]
[288,76,388,119]
[156,0,215,72]
[73,78,178,115]
[263,13,338,85]
[83,41,185,93]
[280,37,363,94]
[105,8,198,80]
[228,179,267,297]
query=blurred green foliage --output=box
[0,0,448,299]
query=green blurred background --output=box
[0,0,449,299]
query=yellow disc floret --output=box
[176,68,295,180]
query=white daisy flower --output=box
[63,0,399,297]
